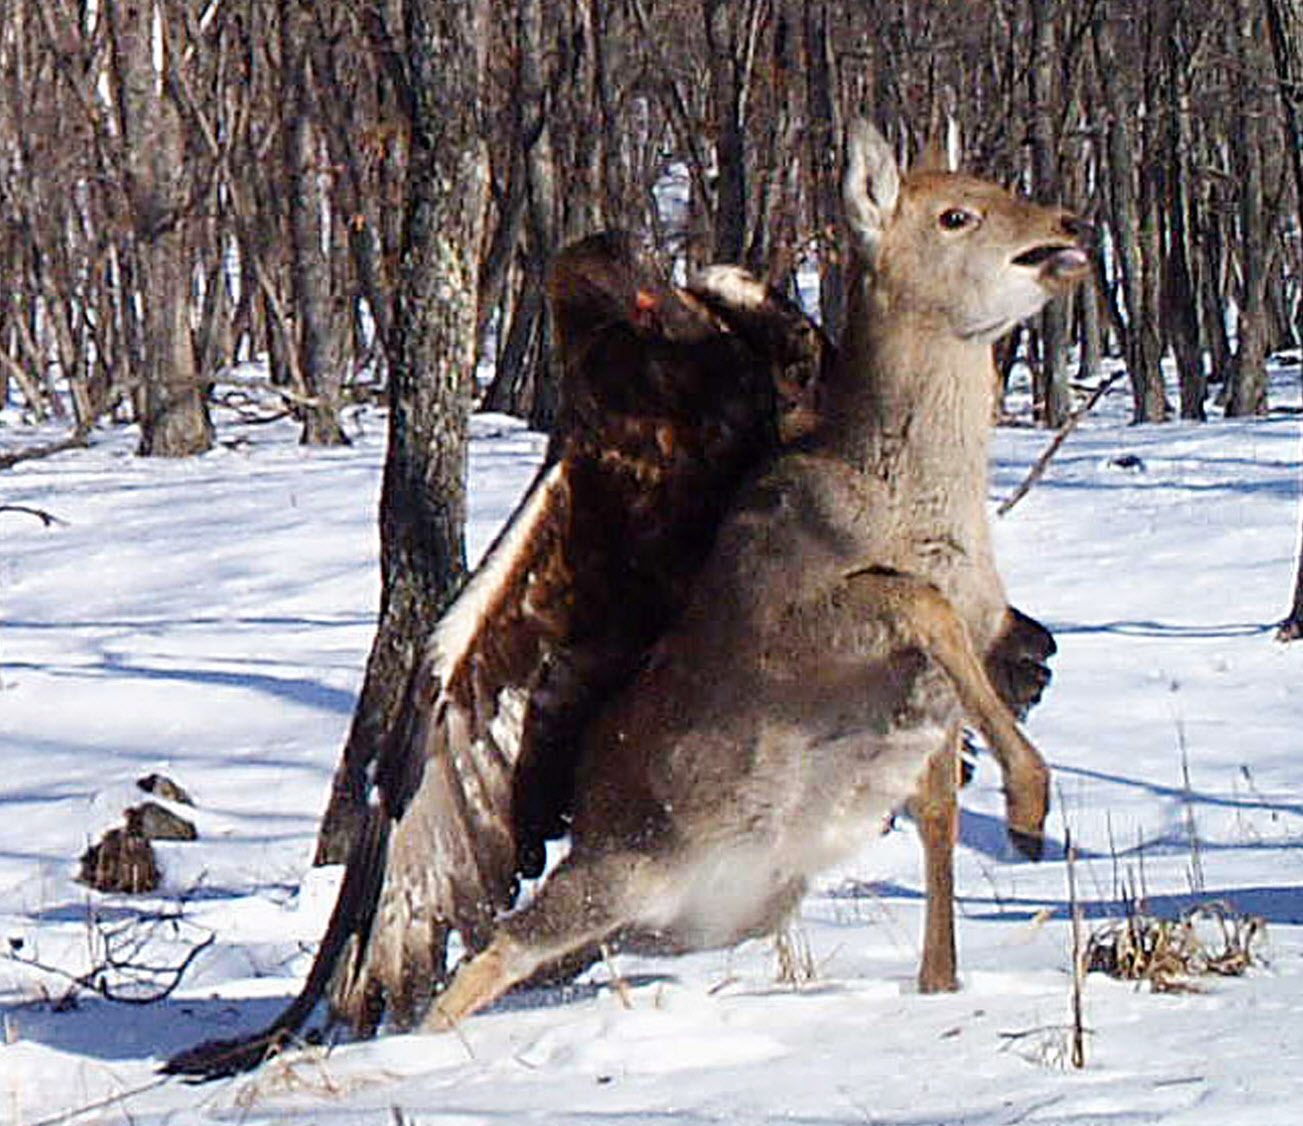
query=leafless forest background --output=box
[8,0,1303,864]
[1,0,1301,456]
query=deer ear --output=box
[843,118,900,260]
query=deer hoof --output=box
[1003,765,1050,860]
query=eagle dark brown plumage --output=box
[165,232,1051,1079]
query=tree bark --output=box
[704,0,749,264]
[1095,6,1168,424]
[1162,0,1206,421]
[1224,0,1273,418]
[1263,0,1303,638]
[571,0,608,236]
[483,263,545,418]
[802,0,844,333]
[1028,0,1072,428]
[109,0,212,457]
[315,0,490,864]
[478,0,558,425]
[281,0,350,447]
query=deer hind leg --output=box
[845,567,1050,858]
[909,727,962,993]
[421,849,649,1031]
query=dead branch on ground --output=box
[0,432,90,471]
[3,901,214,1007]
[0,504,67,526]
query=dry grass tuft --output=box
[229,1041,385,1109]
[1085,900,1265,993]
[773,921,819,987]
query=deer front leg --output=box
[845,567,1050,857]
[937,649,1049,860]
[910,730,962,993]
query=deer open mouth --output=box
[1013,243,1091,281]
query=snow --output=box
[3,369,1303,1125]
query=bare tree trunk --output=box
[483,258,545,418]
[803,0,844,332]
[1264,0,1303,638]
[704,0,748,264]
[1225,0,1274,417]
[315,0,490,864]
[1202,209,1235,382]
[110,1,212,457]
[1029,0,1072,428]
[281,0,350,447]
[519,0,561,430]
[479,0,558,425]
[1163,0,1207,421]
[1095,6,1168,424]
[1136,8,1171,425]
[1079,274,1103,385]
[570,0,608,236]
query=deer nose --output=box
[1061,215,1095,249]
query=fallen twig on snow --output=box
[4,901,214,1007]
[0,431,90,471]
[0,503,67,526]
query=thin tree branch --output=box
[997,369,1127,518]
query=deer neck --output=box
[822,282,996,505]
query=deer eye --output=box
[938,207,978,231]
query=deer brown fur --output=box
[423,119,1090,1027]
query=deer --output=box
[408,118,1090,1028]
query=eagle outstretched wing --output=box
[165,232,831,1077]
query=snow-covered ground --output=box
[3,367,1303,1125]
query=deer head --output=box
[843,118,1092,344]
